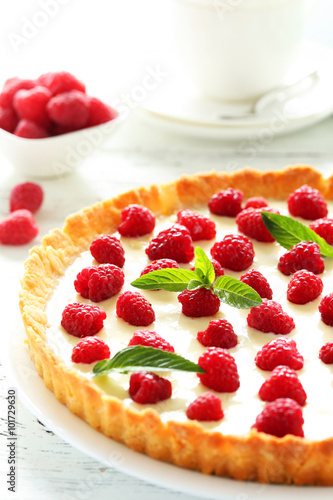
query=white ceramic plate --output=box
[4,319,333,499]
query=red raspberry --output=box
[14,119,50,138]
[128,329,174,352]
[90,235,125,267]
[197,347,240,392]
[0,77,36,108]
[47,90,89,129]
[255,338,304,371]
[197,319,238,348]
[71,336,110,364]
[86,96,118,127]
[118,204,155,237]
[9,182,44,213]
[176,209,216,241]
[258,365,307,406]
[252,398,304,437]
[13,86,51,127]
[288,185,328,220]
[319,293,333,326]
[319,342,333,364]
[244,197,269,209]
[140,258,179,276]
[37,71,86,96]
[74,264,124,302]
[210,234,254,271]
[178,288,220,317]
[287,270,323,304]
[236,207,278,243]
[208,188,243,217]
[278,241,324,276]
[0,106,18,133]
[146,224,194,263]
[186,393,224,421]
[309,218,333,245]
[247,299,295,335]
[61,302,106,338]
[129,372,172,404]
[116,291,155,326]
[240,269,273,299]
[0,209,38,245]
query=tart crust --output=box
[20,165,333,485]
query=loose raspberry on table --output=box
[186,393,224,421]
[252,398,304,438]
[90,235,125,267]
[258,365,307,406]
[255,338,304,371]
[278,241,324,276]
[247,299,295,335]
[47,90,89,129]
[244,197,269,210]
[197,319,238,349]
[197,347,240,392]
[0,106,18,133]
[176,209,216,241]
[129,372,172,404]
[0,209,38,245]
[240,269,273,299]
[178,288,220,317]
[288,184,328,220]
[287,270,323,304]
[0,77,36,108]
[128,329,175,352]
[86,96,118,127]
[236,207,278,242]
[146,223,194,263]
[14,119,50,138]
[319,293,333,326]
[9,182,44,213]
[309,218,333,245]
[116,291,155,326]
[118,204,155,237]
[208,188,243,217]
[74,264,124,302]
[210,234,254,272]
[319,342,333,364]
[37,71,86,96]
[71,336,110,364]
[13,86,51,128]
[61,302,107,338]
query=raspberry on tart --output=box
[178,288,220,317]
[319,342,333,364]
[128,329,175,352]
[71,336,110,364]
[252,398,304,438]
[240,269,273,299]
[197,319,238,349]
[210,234,254,272]
[255,338,304,371]
[278,241,324,276]
[118,204,155,237]
[288,184,328,220]
[244,197,269,209]
[197,347,240,393]
[236,207,278,242]
[319,293,333,326]
[287,270,323,304]
[309,218,333,245]
[258,365,307,406]
[61,303,107,338]
[208,187,243,216]
[145,224,194,263]
[129,372,172,404]
[186,393,224,421]
[176,209,216,240]
[140,259,179,276]
[90,235,125,267]
[116,291,155,326]
[247,299,295,335]
[74,264,124,302]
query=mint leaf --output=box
[187,279,205,291]
[93,345,205,376]
[261,211,333,258]
[193,246,215,285]
[214,275,262,309]
[131,268,198,291]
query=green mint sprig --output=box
[131,246,262,309]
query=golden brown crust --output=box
[19,165,333,485]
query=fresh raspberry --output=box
[278,241,324,276]
[287,270,323,304]
[0,106,18,133]
[13,86,51,127]
[178,288,220,317]
[252,398,304,437]
[176,209,216,241]
[47,90,89,129]
[319,293,333,326]
[319,342,333,364]
[208,188,243,217]
[90,235,125,267]
[14,119,50,138]
[186,393,224,421]
[258,365,307,406]
[37,71,86,96]
[0,77,36,108]
[197,319,238,348]
[309,218,333,245]
[288,184,328,220]
[61,302,106,338]
[116,291,155,326]
[9,182,44,213]
[129,372,172,404]
[0,209,38,245]
[244,197,269,209]
[247,299,295,335]
[255,338,304,371]
[74,264,124,302]
[210,234,254,271]
[118,204,155,237]
[128,329,174,352]
[240,269,273,299]
[197,347,240,392]
[146,224,194,263]
[86,96,118,127]
[140,259,179,290]
[71,336,110,364]
[236,207,279,242]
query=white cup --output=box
[171,0,313,101]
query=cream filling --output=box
[45,203,333,441]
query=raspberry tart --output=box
[20,166,333,485]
